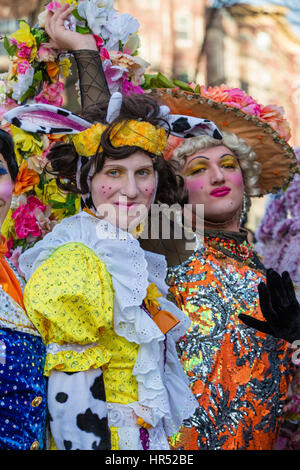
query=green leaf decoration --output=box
[172,79,194,92]
[155,72,175,88]
[76,25,91,35]
[49,193,79,216]
[3,36,17,57]
[72,8,85,22]
[32,28,49,48]
[142,72,175,90]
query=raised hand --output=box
[239,269,300,343]
[45,4,97,52]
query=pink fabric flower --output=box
[100,47,110,60]
[201,84,261,116]
[46,1,61,12]
[36,43,57,62]
[8,246,24,276]
[200,84,291,140]
[260,104,291,140]
[12,195,47,239]
[35,80,64,107]
[93,34,104,50]
[122,77,144,96]
[12,40,32,59]
[17,60,31,75]
[5,237,14,258]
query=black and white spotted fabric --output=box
[3,104,91,135]
[48,369,110,450]
[4,103,222,141]
[166,114,223,140]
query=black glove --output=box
[239,269,300,343]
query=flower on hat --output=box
[12,195,48,239]
[11,65,35,103]
[200,84,291,140]
[72,122,107,156]
[260,104,291,141]
[35,80,64,107]
[10,125,43,165]
[10,21,37,62]
[13,160,40,196]
[36,43,58,63]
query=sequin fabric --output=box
[0,258,47,450]
[166,231,293,450]
[0,328,47,450]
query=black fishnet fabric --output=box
[73,49,110,117]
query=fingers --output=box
[52,4,74,25]
[258,281,281,329]
[238,314,273,335]
[282,271,298,304]
[44,5,76,51]
[266,268,288,308]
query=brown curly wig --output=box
[46,93,187,208]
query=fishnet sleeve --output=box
[72,49,111,117]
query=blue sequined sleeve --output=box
[0,328,47,450]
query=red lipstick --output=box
[210,187,231,197]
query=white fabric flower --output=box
[97,0,114,8]
[12,66,34,103]
[77,0,114,34]
[103,13,140,50]
[37,9,48,28]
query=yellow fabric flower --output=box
[35,179,80,222]
[1,208,15,240]
[144,283,162,310]
[10,21,37,62]
[111,120,167,156]
[72,123,106,157]
[10,125,43,165]
[72,120,167,157]
[59,57,72,78]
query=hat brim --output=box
[152,89,297,197]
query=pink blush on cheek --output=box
[0,180,14,202]
[143,184,155,195]
[185,178,204,194]
[228,172,244,188]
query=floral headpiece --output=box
[4,92,223,160]
[71,120,167,157]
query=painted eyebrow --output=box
[187,153,236,165]
[103,164,154,170]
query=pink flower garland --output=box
[12,195,47,239]
[201,84,291,140]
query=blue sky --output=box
[212,0,300,35]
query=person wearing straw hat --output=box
[143,86,299,450]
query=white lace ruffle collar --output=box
[19,211,197,434]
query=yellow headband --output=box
[72,120,167,157]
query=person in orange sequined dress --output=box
[141,87,300,450]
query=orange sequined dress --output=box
[166,230,293,450]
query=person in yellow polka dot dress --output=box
[9,86,206,450]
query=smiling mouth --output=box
[115,202,138,208]
[210,187,231,197]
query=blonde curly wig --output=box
[171,131,262,199]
